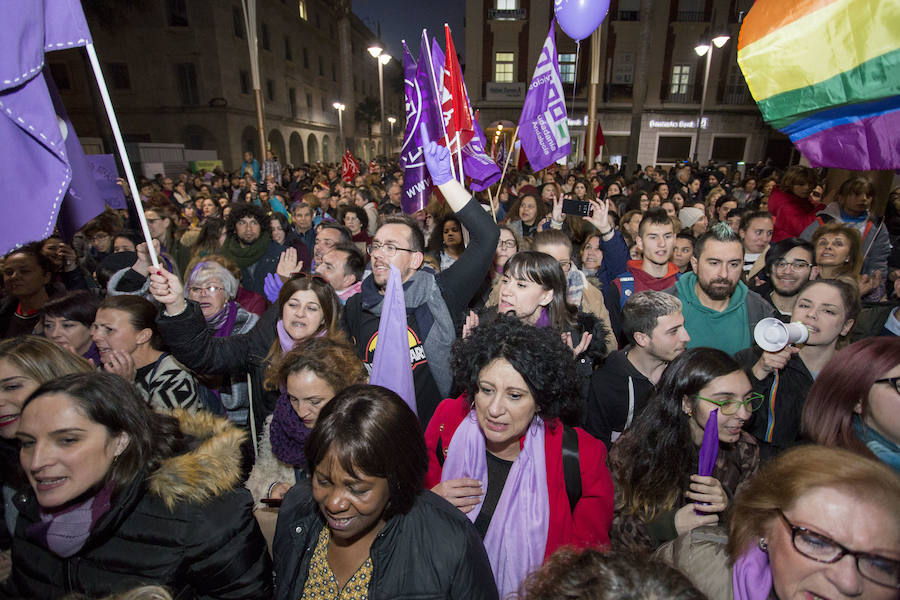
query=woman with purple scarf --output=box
[425,316,614,599]
[184,262,259,425]
[660,445,900,600]
[245,337,366,508]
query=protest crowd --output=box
[1,5,899,600]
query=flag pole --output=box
[487,188,497,223]
[495,125,519,199]
[84,43,159,268]
[423,29,458,183]
[454,132,464,186]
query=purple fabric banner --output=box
[518,19,572,172]
[791,108,900,172]
[86,154,126,209]
[368,264,417,415]
[0,0,104,255]
[463,117,502,191]
[698,408,719,477]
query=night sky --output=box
[352,0,466,63]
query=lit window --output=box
[495,52,514,82]
[496,0,516,8]
[298,0,307,20]
[671,64,690,95]
[559,53,576,84]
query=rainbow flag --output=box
[737,0,900,171]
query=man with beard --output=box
[604,209,679,341]
[663,223,775,354]
[585,291,690,447]
[750,238,817,320]
[220,203,285,296]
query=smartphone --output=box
[562,199,591,216]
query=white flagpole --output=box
[454,132,464,185]
[84,43,159,268]
[423,29,458,183]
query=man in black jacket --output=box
[221,203,285,296]
[341,142,499,426]
[585,291,690,447]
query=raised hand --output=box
[264,272,284,304]
[149,268,187,314]
[582,198,612,234]
[275,247,303,280]
[423,140,454,186]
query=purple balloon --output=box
[554,0,611,41]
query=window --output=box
[166,0,188,26]
[315,12,321,28]
[239,70,250,94]
[617,0,640,20]
[303,47,309,69]
[656,136,693,163]
[260,23,270,50]
[559,53,576,84]
[107,63,131,90]
[318,55,324,77]
[298,0,307,20]
[676,0,706,21]
[175,63,199,105]
[494,52,514,82]
[266,79,275,101]
[49,63,71,90]
[284,37,293,61]
[289,87,297,116]
[496,0,516,8]
[306,92,312,109]
[711,137,747,162]
[233,6,244,38]
[353,75,357,91]
[670,64,690,95]
[331,62,337,82]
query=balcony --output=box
[488,8,526,20]
[722,84,754,105]
[665,84,697,104]
[616,10,639,21]
[675,10,707,21]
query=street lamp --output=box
[368,44,391,157]
[333,102,345,153]
[387,116,397,155]
[692,32,730,163]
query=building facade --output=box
[51,0,402,172]
[465,0,790,169]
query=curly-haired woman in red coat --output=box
[424,315,614,598]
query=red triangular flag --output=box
[440,25,475,153]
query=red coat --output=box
[769,186,824,243]
[424,395,614,559]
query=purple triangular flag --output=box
[369,264,417,415]
[400,40,434,215]
[518,19,572,172]
[462,117,501,191]
[698,408,719,477]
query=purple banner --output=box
[463,116,502,191]
[87,154,126,209]
[518,19,572,172]
[369,264,417,415]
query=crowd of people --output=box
[0,142,897,599]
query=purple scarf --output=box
[733,546,773,600]
[27,484,113,557]
[534,307,551,328]
[441,411,549,598]
[269,392,310,467]
[209,301,239,337]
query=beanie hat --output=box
[679,206,705,228]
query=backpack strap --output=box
[561,425,581,514]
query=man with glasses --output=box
[749,238,817,320]
[220,203,285,296]
[341,142,499,426]
[311,222,352,271]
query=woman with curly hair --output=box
[608,347,760,554]
[424,315,614,598]
[426,214,466,272]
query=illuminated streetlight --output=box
[333,102,346,151]
[692,31,730,162]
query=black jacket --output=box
[584,349,655,448]
[273,481,498,600]
[157,300,279,440]
[735,346,815,462]
[5,411,272,599]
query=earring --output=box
[758,537,768,552]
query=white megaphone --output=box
[754,318,809,352]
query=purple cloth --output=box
[698,408,719,477]
[269,393,309,467]
[27,483,113,558]
[462,117,502,192]
[82,342,101,367]
[369,264,417,415]
[211,301,239,337]
[518,19,572,173]
[441,411,549,598]
[276,319,295,353]
[0,0,105,255]
[534,308,551,329]
[732,545,773,600]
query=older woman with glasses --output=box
[609,347,760,554]
[660,445,900,600]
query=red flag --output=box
[583,120,606,157]
[341,149,359,183]
[440,25,475,153]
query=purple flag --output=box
[0,0,106,255]
[369,264,417,415]
[518,19,572,172]
[463,117,502,191]
[86,154,126,209]
[698,408,719,477]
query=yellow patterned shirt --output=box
[300,526,373,600]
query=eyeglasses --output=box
[188,285,225,296]
[777,509,900,589]
[773,259,812,272]
[368,242,416,258]
[497,240,517,250]
[695,392,764,415]
[874,376,900,395]
[288,271,330,286]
